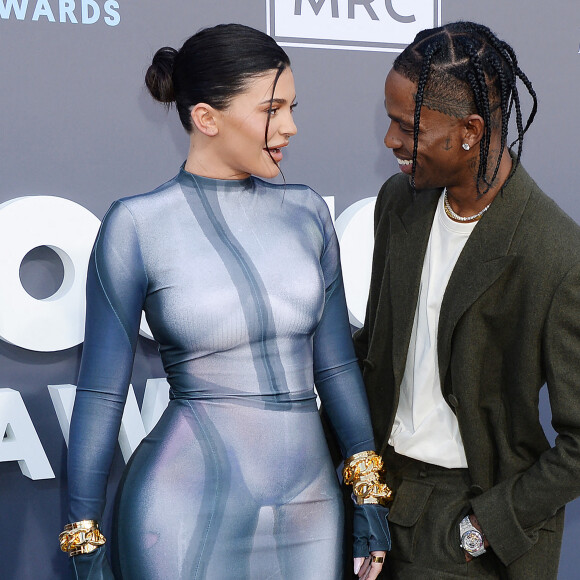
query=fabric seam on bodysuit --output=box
[186,399,222,580]
[93,201,149,348]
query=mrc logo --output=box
[267,0,440,52]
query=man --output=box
[354,21,580,579]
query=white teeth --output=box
[397,158,412,166]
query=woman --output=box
[59,24,389,580]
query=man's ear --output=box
[462,114,485,149]
[190,103,219,136]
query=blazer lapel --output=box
[437,165,534,384]
[388,189,440,386]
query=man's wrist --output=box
[459,514,486,558]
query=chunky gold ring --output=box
[371,555,384,564]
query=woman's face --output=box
[215,67,297,180]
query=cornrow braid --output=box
[410,41,441,190]
[486,51,512,186]
[466,23,538,172]
[457,35,494,192]
[471,23,538,136]
[394,21,538,196]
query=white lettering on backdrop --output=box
[267,0,440,52]
[0,196,100,351]
[0,388,55,479]
[0,0,121,25]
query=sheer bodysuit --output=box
[67,168,375,579]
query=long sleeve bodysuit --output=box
[67,168,375,579]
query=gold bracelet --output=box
[353,475,394,505]
[59,520,106,557]
[343,450,393,506]
[343,450,384,483]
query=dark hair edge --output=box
[264,64,289,188]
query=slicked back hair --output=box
[394,21,537,196]
[146,24,290,133]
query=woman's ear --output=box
[463,114,485,149]
[190,103,219,136]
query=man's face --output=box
[383,69,467,190]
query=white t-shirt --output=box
[388,191,478,468]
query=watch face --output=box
[461,530,484,553]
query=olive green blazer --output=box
[354,161,580,576]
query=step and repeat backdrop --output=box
[1,1,579,578]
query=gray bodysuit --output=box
[67,167,375,579]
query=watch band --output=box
[459,515,486,557]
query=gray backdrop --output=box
[1,1,579,578]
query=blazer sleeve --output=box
[471,262,580,565]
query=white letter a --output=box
[0,388,55,480]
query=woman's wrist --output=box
[343,450,394,506]
[59,520,106,557]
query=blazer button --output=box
[470,484,484,496]
[447,394,459,408]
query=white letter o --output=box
[0,196,100,352]
[335,196,376,328]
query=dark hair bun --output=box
[147,24,290,132]
[145,46,178,103]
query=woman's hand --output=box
[352,503,391,579]
[70,546,115,580]
[354,551,387,580]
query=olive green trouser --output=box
[380,447,505,579]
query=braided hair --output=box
[394,21,537,196]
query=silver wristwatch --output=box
[459,515,486,557]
